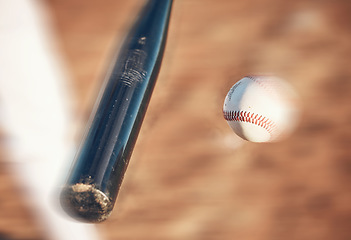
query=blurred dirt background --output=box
[1,0,351,239]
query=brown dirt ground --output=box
[1,0,351,239]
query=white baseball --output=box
[223,76,300,142]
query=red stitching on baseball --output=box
[246,75,285,101]
[223,110,277,135]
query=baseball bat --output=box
[60,0,173,223]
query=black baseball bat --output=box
[60,0,173,223]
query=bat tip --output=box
[60,183,113,223]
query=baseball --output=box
[223,76,300,142]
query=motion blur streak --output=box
[0,0,101,239]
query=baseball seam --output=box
[246,75,284,100]
[223,110,277,135]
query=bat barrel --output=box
[60,0,173,223]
